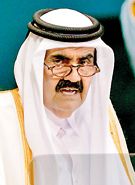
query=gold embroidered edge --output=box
[109,103,133,185]
[11,89,33,185]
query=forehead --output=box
[45,47,95,59]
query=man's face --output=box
[43,47,95,118]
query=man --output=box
[0,8,134,185]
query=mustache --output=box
[55,79,83,93]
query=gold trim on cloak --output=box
[109,102,133,185]
[11,89,34,185]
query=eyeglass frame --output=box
[44,63,100,77]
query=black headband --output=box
[27,9,104,42]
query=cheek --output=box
[43,69,60,103]
[43,68,56,90]
[43,69,54,104]
[43,72,51,94]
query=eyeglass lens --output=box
[53,65,97,77]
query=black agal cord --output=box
[27,9,104,42]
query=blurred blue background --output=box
[0,1,135,159]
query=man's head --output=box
[26,8,103,118]
[43,47,99,118]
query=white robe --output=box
[0,89,134,185]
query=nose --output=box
[63,66,81,82]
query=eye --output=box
[80,56,94,65]
[53,59,63,65]
[53,58,70,65]
[80,59,90,65]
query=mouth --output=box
[59,88,79,95]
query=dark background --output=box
[100,18,135,153]
[0,0,135,167]
[100,18,135,169]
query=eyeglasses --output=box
[44,63,100,77]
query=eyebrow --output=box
[51,54,71,60]
[50,53,94,61]
[79,54,93,60]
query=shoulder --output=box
[0,89,31,184]
[0,88,20,104]
[0,88,19,97]
[0,88,23,119]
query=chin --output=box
[52,102,83,118]
[57,103,80,116]
[59,101,79,110]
